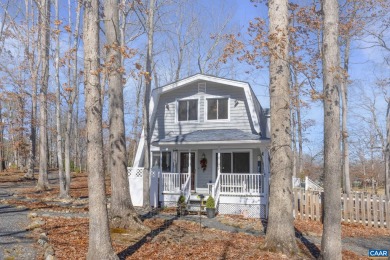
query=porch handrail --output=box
[181,173,191,204]
[161,172,189,193]
[212,174,221,209]
[305,176,323,191]
[219,173,264,195]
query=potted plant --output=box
[177,195,187,216]
[205,196,216,218]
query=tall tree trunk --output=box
[386,100,390,199]
[131,79,143,165]
[297,103,303,176]
[292,110,297,179]
[83,0,117,259]
[54,0,65,198]
[105,0,146,230]
[320,0,342,258]
[25,0,39,179]
[36,0,50,191]
[142,0,155,209]
[64,0,81,197]
[263,0,297,255]
[341,37,351,195]
[26,84,37,179]
[0,100,3,172]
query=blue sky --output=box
[1,0,388,160]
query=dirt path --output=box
[0,191,37,260]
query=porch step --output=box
[187,193,209,212]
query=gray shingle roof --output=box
[153,129,263,145]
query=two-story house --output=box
[129,74,271,218]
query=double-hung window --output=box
[207,98,228,120]
[178,99,198,121]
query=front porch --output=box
[129,137,270,218]
[128,167,268,218]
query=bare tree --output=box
[63,0,82,198]
[105,0,146,230]
[263,0,297,255]
[36,0,50,190]
[83,0,117,258]
[53,0,65,198]
[0,98,3,172]
[386,98,390,198]
[24,0,40,180]
[320,0,342,258]
[142,0,155,209]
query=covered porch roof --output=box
[152,129,268,147]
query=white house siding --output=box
[151,82,255,142]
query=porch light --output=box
[202,153,206,159]
[165,104,169,110]
[257,155,261,161]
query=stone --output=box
[28,212,38,219]
[44,245,55,258]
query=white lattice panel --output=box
[161,201,177,207]
[128,167,143,178]
[218,203,266,219]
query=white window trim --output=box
[175,97,200,123]
[205,96,230,122]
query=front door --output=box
[180,152,196,191]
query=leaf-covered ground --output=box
[0,170,387,259]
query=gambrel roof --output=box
[133,74,268,167]
[149,74,264,134]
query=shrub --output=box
[177,195,186,206]
[205,196,215,209]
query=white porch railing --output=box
[220,173,265,195]
[305,176,323,191]
[161,172,190,193]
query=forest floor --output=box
[0,170,389,259]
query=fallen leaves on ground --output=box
[216,214,264,231]
[43,216,89,260]
[294,219,390,238]
[1,171,387,260]
[39,216,370,260]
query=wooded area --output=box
[0,0,389,258]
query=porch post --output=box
[159,151,162,173]
[189,150,192,192]
[173,150,177,173]
[217,151,221,175]
[188,150,191,174]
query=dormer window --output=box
[178,99,198,121]
[207,98,229,120]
